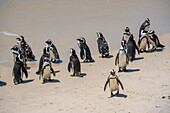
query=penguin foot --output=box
[36,71,40,75]
[118,69,122,73]
[42,79,46,84]
[70,75,76,77]
[123,68,128,72]
[157,44,165,48]
[49,77,51,81]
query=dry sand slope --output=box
[0,33,170,113]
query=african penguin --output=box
[115,40,129,72]
[138,30,150,52]
[139,18,150,38]
[11,46,28,85]
[104,69,124,97]
[39,56,55,84]
[68,48,81,77]
[148,30,165,48]
[77,37,94,62]
[45,39,60,62]
[96,32,109,58]
[122,27,131,43]
[126,34,140,62]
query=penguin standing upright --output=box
[139,18,150,38]
[77,37,94,62]
[11,46,28,85]
[138,29,150,52]
[45,39,60,62]
[40,56,55,83]
[122,27,131,43]
[115,40,129,72]
[126,34,140,62]
[104,69,124,97]
[148,30,165,48]
[96,32,109,57]
[68,48,81,77]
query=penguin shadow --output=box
[146,48,164,53]
[99,55,113,59]
[108,94,127,98]
[21,79,34,84]
[126,69,140,72]
[81,73,87,77]
[27,59,37,62]
[134,57,144,61]
[48,79,60,83]
[0,81,7,87]
[52,70,60,74]
[26,67,31,70]
[52,60,63,64]
[81,61,95,63]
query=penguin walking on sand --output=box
[39,56,55,84]
[104,69,124,97]
[45,39,60,62]
[148,30,165,48]
[126,34,140,62]
[115,40,129,72]
[11,45,28,85]
[96,32,109,58]
[68,48,81,77]
[122,27,131,43]
[77,37,94,62]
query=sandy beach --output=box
[0,0,170,113]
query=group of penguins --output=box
[11,18,165,97]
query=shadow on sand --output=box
[99,55,113,59]
[108,94,127,98]
[147,48,164,53]
[21,79,34,84]
[49,79,60,83]
[134,57,144,61]
[126,69,140,72]
[0,81,7,87]
[52,60,63,64]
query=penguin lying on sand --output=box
[104,69,124,97]
[68,48,82,77]
[148,30,165,48]
[126,34,140,62]
[11,46,28,85]
[77,37,94,62]
[39,57,55,84]
[115,40,129,72]
[96,32,109,58]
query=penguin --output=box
[25,44,35,61]
[122,27,131,43]
[139,18,150,38]
[77,37,94,62]
[115,40,129,72]
[148,30,165,48]
[45,39,60,62]
[68,48,81,77]
[126,34,140,62]
[36,49,49,75]
[11,46,28,85]
[104,69,124,97]
[40,56,55,83]
[96,32,109,58]
[138,30,150,52]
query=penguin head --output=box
[124,27,130,33]
[129,34,134,41]
[110,69,116,75]
[70,48,76,56]
[148,30,155,35]
[45,39,52,47]
[145,18,150,23]
[77,37,86,43]
[11,45,19,51]
[96,32,104,39]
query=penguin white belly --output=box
[43,66,51,79]
[123,35,129,43]
[139,38,147,50]
[50,50,55,60]
[118,51,127,68]
[110,79,119,92]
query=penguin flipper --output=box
[68,61,72,72]
[80,48,85,60]
[104,77,109,91]
[115,53,119,66]
[117,77,124,90]
[50,65,56,76]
